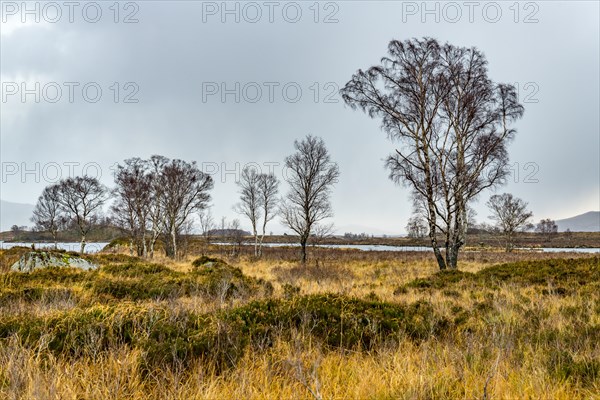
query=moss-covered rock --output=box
[10,251,98,273]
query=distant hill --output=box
[0,200,35,232]
[556,211,600,232]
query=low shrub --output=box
[90,253,143,266]
[0,287,75,306]
[0,247,32,272]
[100,262,174,278]
[0,294,450,374]
[403,257,599,290]
[547,349,600,387]
[272,263,355,283]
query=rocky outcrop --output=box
[10,251,98,273]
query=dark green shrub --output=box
[547,350,600,387]
[0,287,75,305]
[403,257,599,291]
[1,267,93,289]
[192,256,224,268]
[90,253,142,266]
[100,262,174,278]
[90,276,187,301]
[0,294,451,375]
[393,286,408,295]
[282,283,301,299]
[405,270,472,290]
[191,258,271,301]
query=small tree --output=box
[198,209,215,242]
[487,193,533,252]
[564,228,573,241]
[257,173,279,256]
[234,167,262,256]
[57,176,107,254]
[147,155,168,259]
[406,215,427,239]
[229,218,245,255]
[310,222,335,246]
[158,158,213,259]
[280,135,340,263]
[536,218,558,241]
[111,158,152,257]
[31,184,66,248]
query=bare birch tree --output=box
[31,184,66,249]
[280,135,339,263]
[112,158,152,256]
[56,176,107,254]
[342,38,524,269]
[257,172,279,256]
[235,167,262,256]
[158,158,213,259]
[147,155,168,258]
[198,208,215,242]
[487,193,533,252]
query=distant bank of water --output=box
[0,242,109,253]
[216,242,600,253]
[518,247,600,253]
[1,241,598,254]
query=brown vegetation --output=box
[0,247,598,399]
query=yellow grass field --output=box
[0,246,598,399]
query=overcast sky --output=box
[1,1,598,234]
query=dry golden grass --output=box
[0,247,598,399]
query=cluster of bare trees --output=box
[232,135,339,262]
[111,156,213,259]
[31,156,213,258]
[536,218,558,240]
[30,135,340,262]
[405,216,427,239]
[342,37,525,270]
[31,176,108,253]
[234,167,280,257]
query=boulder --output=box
[10,251,98,273]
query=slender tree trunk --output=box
[149,230,159,259]
[259,219,268,257]
[254,235,258,257]
[258,234,265,257]
[506,231,513,253]
[300,235,308,263]
[446,244,460,269]
[426,208,446,270]
[52,230,58,250]
[431,239,446,270]
[129,238,134,256]
[80,234,86,254]
[424,148,446,271]
[171,227,177,260]
[142,230,147,257]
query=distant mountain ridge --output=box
[555,211,600,232]
[0,200,35,232]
